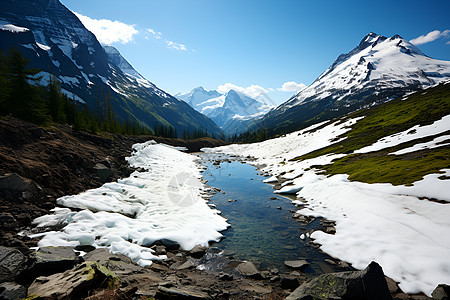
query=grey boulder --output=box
[287,261,392,300]
[0,246,27,283]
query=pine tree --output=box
[6,49,48,124]
[0,50,9,114]
[48,75,66,123]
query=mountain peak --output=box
[193,86,206,92]
[358,32,387,50]
[361,32,380,42]
[225,89,239,96]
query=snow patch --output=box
[59,76,79,86]
[391,134,450,155]
[355,114,450,153]
[36,43,51,51]
[0,21,29,33]
[207,117,450,296]
[32,141,229,267]
[60,89,85,103]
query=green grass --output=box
[323,147,450,185]
[293,82,450,161]
[291,82,450,186]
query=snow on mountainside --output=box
[285,32,450,109]
[176,86,222,108]
[0,0,223,136]
[104,45,147,82]
[176,87,273,134]
[253,32,450,136]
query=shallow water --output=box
[201,155,343,274]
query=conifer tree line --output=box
[228,127,269,143]
[0,48,214,139]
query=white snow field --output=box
[32,141,229,267]
[206,117,450,296]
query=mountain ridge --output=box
[0,0,223,137]
[176,87,273,134]
[247,32,450,137]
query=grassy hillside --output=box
[293,81,450,185]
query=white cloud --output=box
[147,28,162,39]
[278,81,307,92]
[166,40,187,51]
[410,30,450,45]
[217,83,268,99]
[74,12,138,45]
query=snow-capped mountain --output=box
[0,0,222,136]
[176,87,273,134]
[252,32,450,136]
[176,86,222,108]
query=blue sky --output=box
[61,0,450,105]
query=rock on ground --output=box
[432,284,450,300]
[284,260,310,270]
[287,261,392,300]
[0,246,27,284]
[27,261,119,299]
[235,261,261,278]
[32,246,79,275]
[0,281,27,300]
[156,286,211,299]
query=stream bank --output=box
[0,118,438,299]
[199,153,349,275]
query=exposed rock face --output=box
[83,248,142,275]
[0,173,43,202]
[156,286,211,299]
[27,261,119,299]
[287,261,392,300]
[170,260,196,271]
[30,246,79,277]
[189,245,207,259]
[93,163,114,182]
[0,247,27,283]
[0,281,27,300]
[236,261,261,278]
[432,284,450,300]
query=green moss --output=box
[289,83,450,186]
[323,147,450,185]
[293,82,450,162]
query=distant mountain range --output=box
[0,0,223,137]
[248,32,450,136]
[1,2,448,142]
[176,87,273,135]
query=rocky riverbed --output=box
[0,117,448,299]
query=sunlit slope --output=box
[293,81,450,186]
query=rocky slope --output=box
[0,0,223,136]
[0,117,226,249]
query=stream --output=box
[200,153,344,275]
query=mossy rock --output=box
[27,261,120,299]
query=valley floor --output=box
[1,112,449,299]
